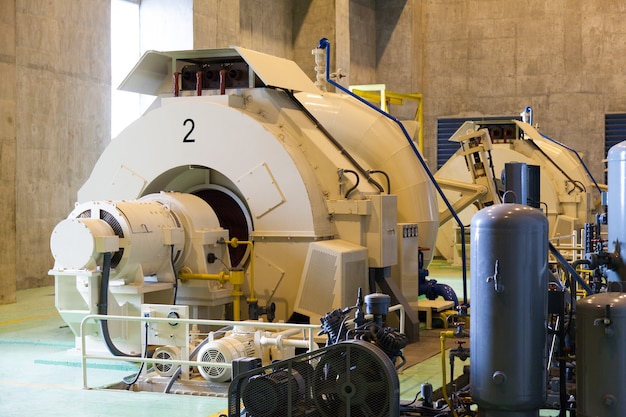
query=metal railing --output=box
[79,304,406,389]
[79,314,320,389]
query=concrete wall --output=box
[0,0,111,303]
[194,0,293,59]
[419,0,626,180]
[0,1,17,304]
[293,0,336,82]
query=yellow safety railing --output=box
[350,84,423,153]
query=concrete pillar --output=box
[194,0,293,59]
[0,0,17,304]
[10,0,111,294]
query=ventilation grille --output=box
[152,346,180,377]
[198,333,256,382]
[75,208,124,267]
[199,348,228,379]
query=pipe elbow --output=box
[420,279,459,307]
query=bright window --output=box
[111,0,141,138]
[110,0,193,138]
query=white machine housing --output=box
[50,46,439,351]
[50,191,231,351]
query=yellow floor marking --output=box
[0,313,59,326]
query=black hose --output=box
[170,245,178,304]
[98,252,140,358]
[369,170,391,194]
[342,169,360,199]
[549,242,593,295]
[534,144,585,193]
[124,322,149,388]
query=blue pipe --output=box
[418,249,458,306]
[420,278,459,307]
[316,38,468,306]
[538,131,602,195]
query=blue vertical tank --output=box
[470,203,548,417]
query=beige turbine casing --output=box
[435,120,602,264]
[53,47,439,334]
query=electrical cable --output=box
[164,326,233,393]
[368,169,391,194]
[170,245,178,305]
[283,89,385,194]
[98,252,140,358]
[342,169,360,199]
[124,322,149,388]
[539,131,602,195]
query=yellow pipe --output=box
[229,269,245,321]
[178,269,228,284]
[230,288,242,321]
[177,238,257,321]
[225,238,257,303]
[440,330,459,417]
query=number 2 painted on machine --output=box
[183,118,195,143]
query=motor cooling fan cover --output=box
[152,346,180,377]
[198,333,255,382]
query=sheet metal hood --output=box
[118,47,320,96]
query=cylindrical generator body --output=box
[470,203,548,417]
[66,199,182,280]
[577,292,626,417]
[607,140,626,282]
[54,192,221,283]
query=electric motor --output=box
[241,364,311,417]
[197,332,256,382]
[152,346,181,377]
[50,191,222,283]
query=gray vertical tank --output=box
[470,203,548,417]
[607,140,626,283]
[577,292,626,417]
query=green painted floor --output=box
[0,261,563,416]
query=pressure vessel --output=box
[577,292,626,417]
[470,203,548,417]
